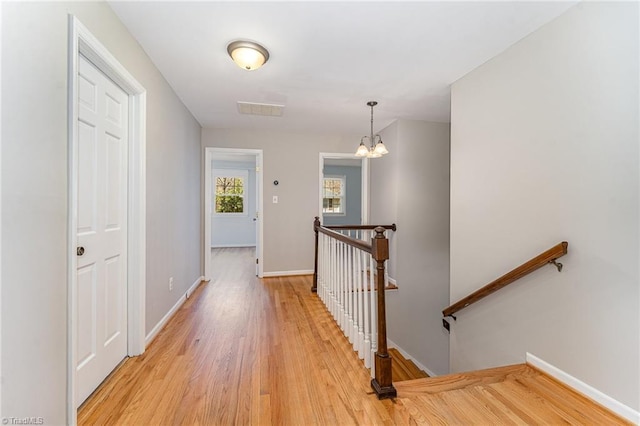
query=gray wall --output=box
[450,1,638,410]
[322,165,362,226]
[211,160,257,247]
[370,121,399,280]
[202,128,358,274]
[370,119,450,376]
[2,2,202,422]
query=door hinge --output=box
[256,258,259,264]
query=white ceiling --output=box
[109,1,577,134]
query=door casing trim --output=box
[67,15,147,423]
[318,153,369,225]
[204,148,264,279]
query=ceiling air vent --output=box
[237,101,284,117]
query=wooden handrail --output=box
[443,241,568,318]
[317,225,373,253]
[326,224,397,231]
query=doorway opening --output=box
[204,148,264,279]
[319,153,369,226]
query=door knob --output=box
[77,247,85,256]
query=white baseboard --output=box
[145,276,204,347]
[186,276,205,299]
[388,339,438,378]
[211,244,256,248]
[262,269,314,277]
[526,353,639,424]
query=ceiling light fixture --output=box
[227,40,270,71]
[355,101,389,158]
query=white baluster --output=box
[319,233,324,302]
[363,248,371,369]
[323,234,328,303]
[356,247,365,359]
[341,241,347,334]
[325,234,329,302]
[344,242,349,334]
[370,252,377,378]
[352,245,360,353]
[331,238,337,319]
[318,233,327,305]
[335,239,340,320]
[321,234,327,302]
[317,233,322,302]
[347,245,353,344]
[325,235,329,306]
[336,241,344,332]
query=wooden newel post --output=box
[312,217,320,292]
[370,227,397,399]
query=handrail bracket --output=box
[549,259,563,272]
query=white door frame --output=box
[204,148,264,279]
[318,153,369,225]
[67,15,147,421]
[0,3,3,419]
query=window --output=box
[214,170,248,215]
[322,176,345,215]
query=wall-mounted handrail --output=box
[443,241,568,319]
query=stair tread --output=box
[395,363,531,395]
[389,348,429,381]
[392,363,632,425]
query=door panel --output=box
[77,264,97,369]
[76,55,129,406]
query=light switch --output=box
[272,196,278,204]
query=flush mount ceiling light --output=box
[355,101,389,158]
[227,40,270,71]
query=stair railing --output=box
[442,241,568,329]
[312,217,397,399]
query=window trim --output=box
[322,175,346,216]
[213,169,249,217]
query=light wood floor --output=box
[79,247,629,425]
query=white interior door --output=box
[75,55,129,406]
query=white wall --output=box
[211,160,257,247]
[322,165,362,226]
[370,119,450,376]
[450,1,638,410]
[202,128,358,274]
[1,2,201,422]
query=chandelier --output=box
[355,101,389,158]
